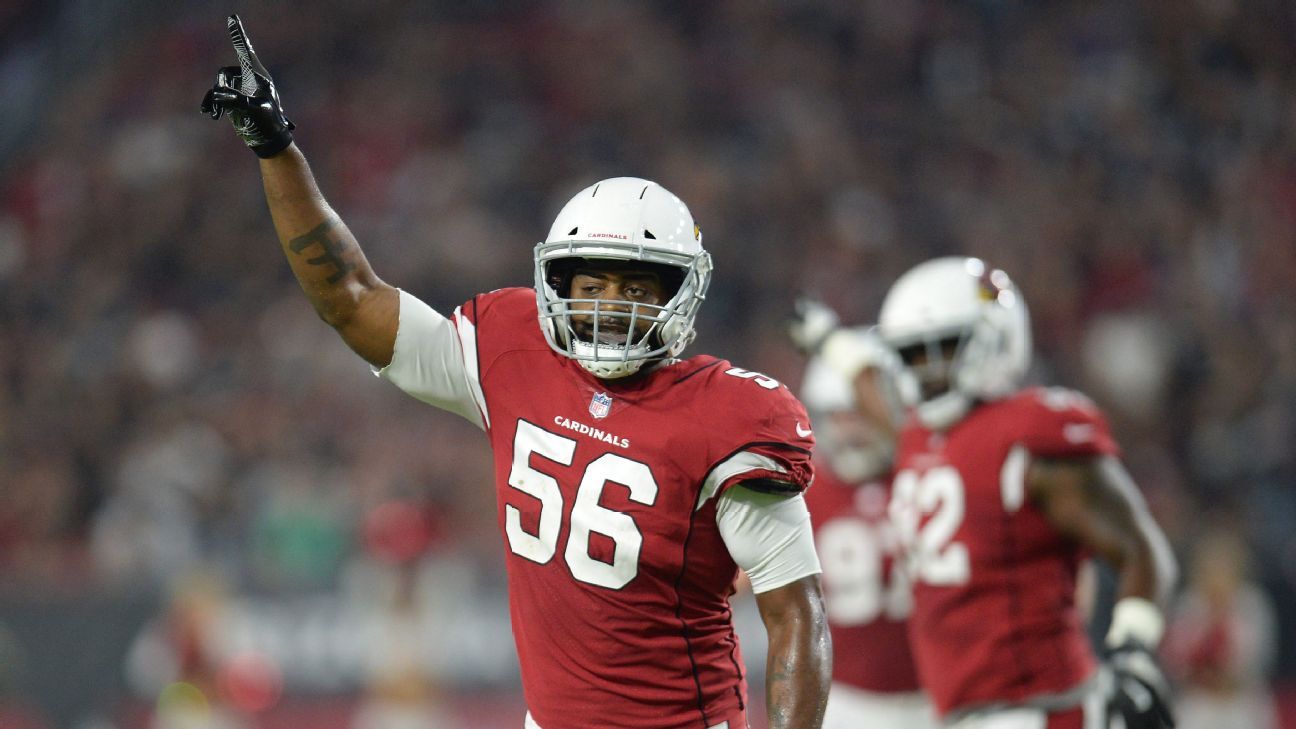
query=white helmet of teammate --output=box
[878,257,1031,430]
[534,177,712,379]
[801,327,905,481]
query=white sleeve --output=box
[715,486,821,594]
[373,290,487,430]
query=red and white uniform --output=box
[805,467,935,728]
[889,387,1119,723]
[379,288,817,729]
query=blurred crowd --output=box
[1,0,1294,726]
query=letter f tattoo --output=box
[289,220,355,283]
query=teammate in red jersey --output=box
[876,257,1178,729]
[201,16,830,729]
[792,323,938,729]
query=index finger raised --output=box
[226,14,271,95]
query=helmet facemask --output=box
[534,177,712,380]
[535,244,711,379]
[892,327,976,430]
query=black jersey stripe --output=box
[671,502,711,726]
[722,602,746,711]
[673,359,723,384]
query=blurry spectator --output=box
[348,501,456,729]
[126,570,249,729]
[1163,528,1281,729]
[247,461,350,592]
[92,419,233,584]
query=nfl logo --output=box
[589,392,613,419]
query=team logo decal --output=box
[977,266,1011,303]
[589,392,613,419]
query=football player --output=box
[791,320,938,729]
[877,257,1178,729]
[201,15,830,729]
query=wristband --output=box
[1105,596,1164,648]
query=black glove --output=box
[787,296,840,355]
[1106,641,1176,729]
[200,14,295,158]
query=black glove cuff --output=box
[251,130,293,158]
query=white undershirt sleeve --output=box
[716,485,821,594]
[373,290,485,429]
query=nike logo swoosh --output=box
[795,422,813,438]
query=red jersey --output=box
[889,387,1119,717]
[455,288,815,729]
[803,466,920,693]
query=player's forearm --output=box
[1115,520,1178,608]
[1031,457,1177,606]
[259,144,386,329]
[762,587,831,728]
[1095,459,1178,607]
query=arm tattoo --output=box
[289,220,356,283]
[767,658,796,727]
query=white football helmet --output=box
[878,257,1031,430]
[801,327,905,482]
[534,177,712,379]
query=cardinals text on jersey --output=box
[447,288,816,729]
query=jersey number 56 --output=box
[505,420,658,590]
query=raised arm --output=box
[259,147,398,366]
[201,15,398,367]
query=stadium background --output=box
[1,1,1294,727]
